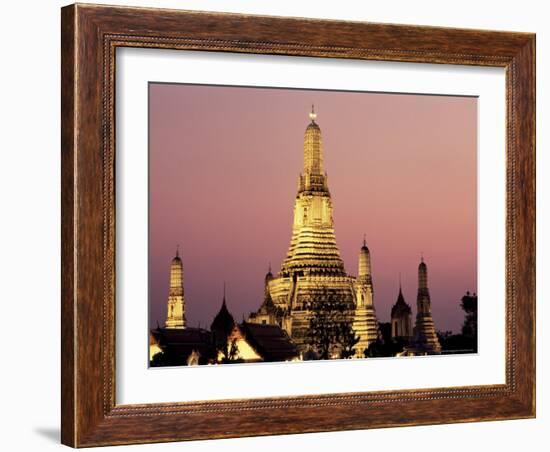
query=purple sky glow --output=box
[149,83,477,334]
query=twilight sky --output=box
[149,83,477,334]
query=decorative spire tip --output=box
[309,104,317,122]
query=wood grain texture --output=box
[60,5,76,447]
[61,3,536,447]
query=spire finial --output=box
[309,104,317,122]
[363,233,367,247]
[223,281,226,303]
[268,262,272,273]
[176,244,180,258]
[421,252,424,263]
[399,272,402,289]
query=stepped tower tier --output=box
[280,106,346,277]
[409,258,441,354]
[165,247,186,329]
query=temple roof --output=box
[210,297,235,338]
[239,322,298,362]
[150,327,213,363]
[151,327,210,345]
[391,288,412,317]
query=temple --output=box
[248,107,379,356]
[150,106,453,366]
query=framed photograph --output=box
[61,3,535,447]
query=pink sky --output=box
[149,83,477,333]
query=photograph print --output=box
[148,83,478,367]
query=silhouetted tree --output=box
[434,292,478,355]
[364,322,406,357]
[339,321,360,359]
[150,351,168,367]
[461,292,478,352]
[216,337,243,364]
[150,350,187,367]
[305,287,355,360]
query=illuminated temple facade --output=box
[248,108,379,355]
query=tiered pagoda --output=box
[248,107,379,355]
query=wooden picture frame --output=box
[61,3,535,447]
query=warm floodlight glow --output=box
[309,104,317,121]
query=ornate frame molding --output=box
[61,4,535,447]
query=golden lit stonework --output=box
[351,241,380,354]
[165,247,186,329]
[248,107,379,356]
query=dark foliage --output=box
[364,322,407,358]
[437,331,476,354]
[150,350,186,367]
[216,338,244,364]
[304,287,356,360]
[461,292,478,352]
[339,321,361,359]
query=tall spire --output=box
[353,236,378,355]
[165,249,186,329]
[358,238,371,279]
[281,106,345,277]
[418,257,428,290]
[303,105,323,178]
[411,257,441,353]
[309,104,317,122]
[399,272,402,292]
